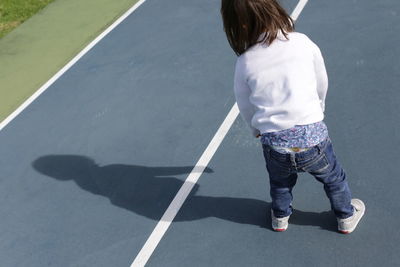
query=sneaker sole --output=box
[271,209,289,232]
[340,209,364,234]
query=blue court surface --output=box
[1,0,399,266]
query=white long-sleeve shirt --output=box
[233,31,328,136]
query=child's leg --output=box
[262,145,298,218]
[300,139,353,219]
[270,172,298,218]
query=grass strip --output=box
[0,0,55,38]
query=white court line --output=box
[291,0,309,22]
[131,0,308,266]
[131,103,239,267]
[0,0,147,132]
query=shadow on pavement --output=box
[32,155,337,232]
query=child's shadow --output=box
[32,155,337,232]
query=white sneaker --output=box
[271,209,290,232]
[337,199,365,234]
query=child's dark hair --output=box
[221,0,294,56]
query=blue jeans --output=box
[262,136,353,219]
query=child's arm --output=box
[311,43,329,112]
[233,59,260,137]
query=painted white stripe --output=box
[0,0,147,132]
[131,103,239,267]
[291,0,308,21]
[131,2,309,266]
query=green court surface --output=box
[0,0,139,122]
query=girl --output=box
[220,0,365,233]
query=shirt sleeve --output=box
[233,59,260,137]
[311,42,329,112]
